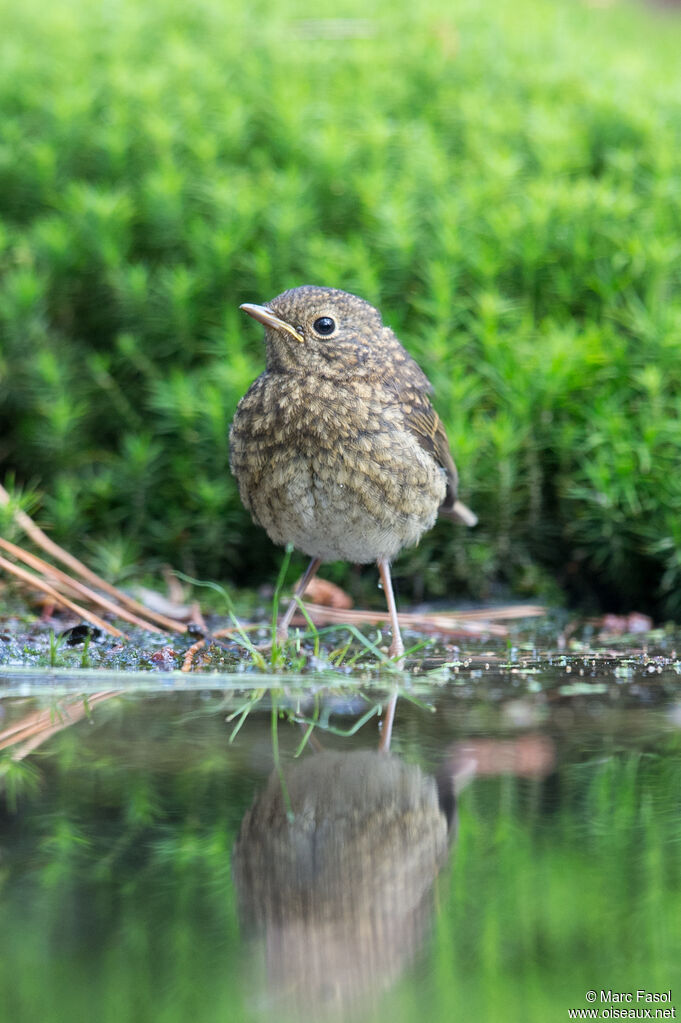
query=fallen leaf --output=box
[598,612,653,636]
[300,577,353,609]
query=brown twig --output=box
[0,554,126,637]
[0,692,122,759]
[291,601,545,636]
[0,482,184,632]
[212,623,261,638]
[288,602,518,637]
[207,601,546,647]
[181,639,207,672]
[0,537,167,634]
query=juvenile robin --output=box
[229,286,477,660]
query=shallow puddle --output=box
[1,651,681,1022]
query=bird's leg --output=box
[377,558,405,664]
[276,556,322,645]
[378,691,398,753]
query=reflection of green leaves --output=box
[0,757,41,813]
[39,817,92,888]
[124,776,162,830]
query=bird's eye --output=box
[313,316,336,336]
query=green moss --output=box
[1,0,681,613]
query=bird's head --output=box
[240,285,389,378]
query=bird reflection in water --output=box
[232,743,472,1021]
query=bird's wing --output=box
[400,386,478,527]
[403,392,457,500]
[379,340,477,526]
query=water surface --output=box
[1,652,680,1022]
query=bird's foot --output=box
[275,625,290,649]
[388,635,405,667]
[249,626,289,654]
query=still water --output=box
[1,654,680,1023]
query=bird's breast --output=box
[229,373,446,563]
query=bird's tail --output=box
[440,499,478,527]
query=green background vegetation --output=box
[1,0,681,614]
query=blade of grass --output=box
[270,545,293,665]
[341,624,405,670]
[293,692,320,757]
[394,688,437,713]
[329,638,353,667]
[171,571,238,616]
[292,595,320,659]
[401,638,431,658]
[222,624,267,670]
[228,691,265,743]
[271,701,293,822]
[172,571,268,669]
[290,702,381,737]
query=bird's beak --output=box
[239,303,305,343]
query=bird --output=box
[231,750,455,1017]
[229,285,477,661]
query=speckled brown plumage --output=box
[231,750,451,1017]
[229,286,476,659]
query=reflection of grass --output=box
[388,746,681,1021]
[228,686,395,759]
[270,702,293,821]
[225,690,266,743]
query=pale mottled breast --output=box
[229,372,447,564]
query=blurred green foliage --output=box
[1,0,681,613]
